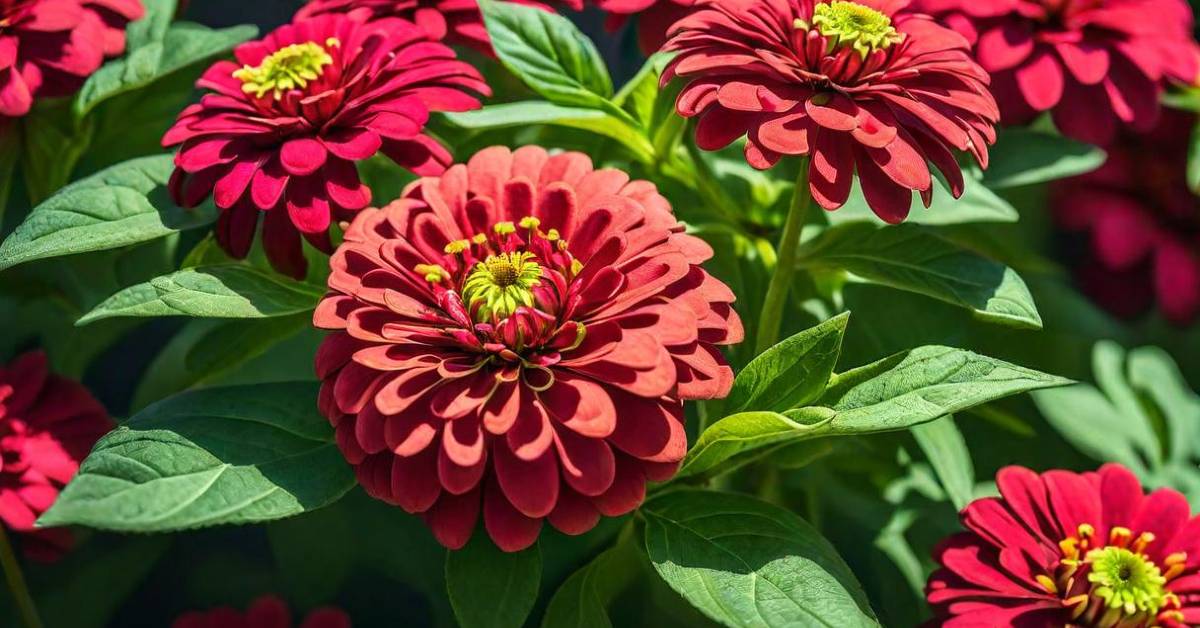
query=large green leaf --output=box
[644,489,878,628]
[982,128,1105,189]
[38,382,354,532]
[911,416,974,509]
[815,346,1071,435]
[725,313,848,413]
[677,408,833,480]
[445,102,654,162]
[0,155,215,271]
[541,540,641,628]
[77,264,323,324]
[479,0,628,122]
[798,223,1042,329]
[446,535,541,628]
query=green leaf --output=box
[798,223,1042,329]
[37,382,355,531]
[911,416,974,509]
[1189,121,1200,193]
[445,102,654,162]
[982,128,1105,189]
[75,8,256,119]
[643,489,878,628]
[78,264,323,324]
[541,539,641,628]
[1033,384,1153,476]
[20,101,95,204]
[677,408,834,480]
[446,535,541,628]
[816,346,1071,436]
[1127,346,1200,462]
[479,0,627,122]
[726,313,848,413]
[0,155,216,271]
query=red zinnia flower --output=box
[1051,110,1200,325]
[915,0,1200,145]
[0,351,112,561]
[0,0,144,118]
[596,0,696,54]
[927,464,1200,626]
[295,0,581,56]
[161,13,489,279]
[663,0,999,223]
[172,595,350,628]
[314,145,742,552]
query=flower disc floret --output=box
[810,1,904,56]
[233,40,337,99]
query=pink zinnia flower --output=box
[296,0,581,56]
[172,595,350,628]
[915,0,1200,145]
[161,13,489,278]
[1051,110,1200,325]
[0,351,112,561]
[596,0,696,54]
[0,0,144,118]
[314,145,743,552]
[663,0,999,223]
[927,464,1200,626]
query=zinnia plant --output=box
[3,0,1200,625]
[927,464,1200,626]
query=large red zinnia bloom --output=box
[172,596,350,628]
[0,351,112,561]
[0,0,144,118]
[314,145,742,552]
[663,0,999,223]
[915,0,1200,145]
[927,464,1200,627]
[295,0,580,56]
[161,13,489,279]
[1051,110,1200,325]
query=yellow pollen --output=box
[493,222,516,236]
[233,40,337,99]
[1109,527,1132,548]
[519,216,540,230]
[811,1,904,57]
[545,228,560,241]
[471,233,488,245]
[485,255,520,287]
[444,239,470,254]
[1036,574,1058,594]
[414,263,448,283]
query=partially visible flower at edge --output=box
[926,463,1200,626]
[0,351,113,562]
[0,0,145,118]
[315,145,743,552]
[662,0,999,223]
[162,12,489,278]
[596,0,697,54]
[172,595,350,628]
[1051,109,1200,326]
[914,0,1200,145]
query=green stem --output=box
[0,526,43,628]
[755,160,812,355]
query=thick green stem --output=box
[755,160,812,355]
[0,526,43,628]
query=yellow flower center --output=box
[462,252,542,322]
[810,1,903,57]
[233,39,338,100]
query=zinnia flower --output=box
[1051,110,1200,325]
[0,351,113,561]
[172,596,350,628]
[914,0,1200,145]
[596,0,696,54]
[161,12,489,278]
[662,0,999,223]
[314,145,742,552]
[295,0,581,56]
[926,464,1200,626]
[0,0,144,118]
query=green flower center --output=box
[462,251,542,322]
[233,39,337,99]
[809,1,903,56]
[1084,546,1168,619]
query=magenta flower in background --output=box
[662,0,999,223]
[161,12,489,278]
[314,145,742,552]
[915,0,1200,145]
[927,464,1200,626]
[0,351,112,562]
[172,596,350,628]
[0,0,144,118]
[1052,110,1200,325]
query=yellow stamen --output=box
[233,40,336,100]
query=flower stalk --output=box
[755,159,812,355]
[0,526,43,628]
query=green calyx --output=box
[233,39,337,99]
[462,252,542,322]
[1085,547,1169,619]
[810,1,903,57]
